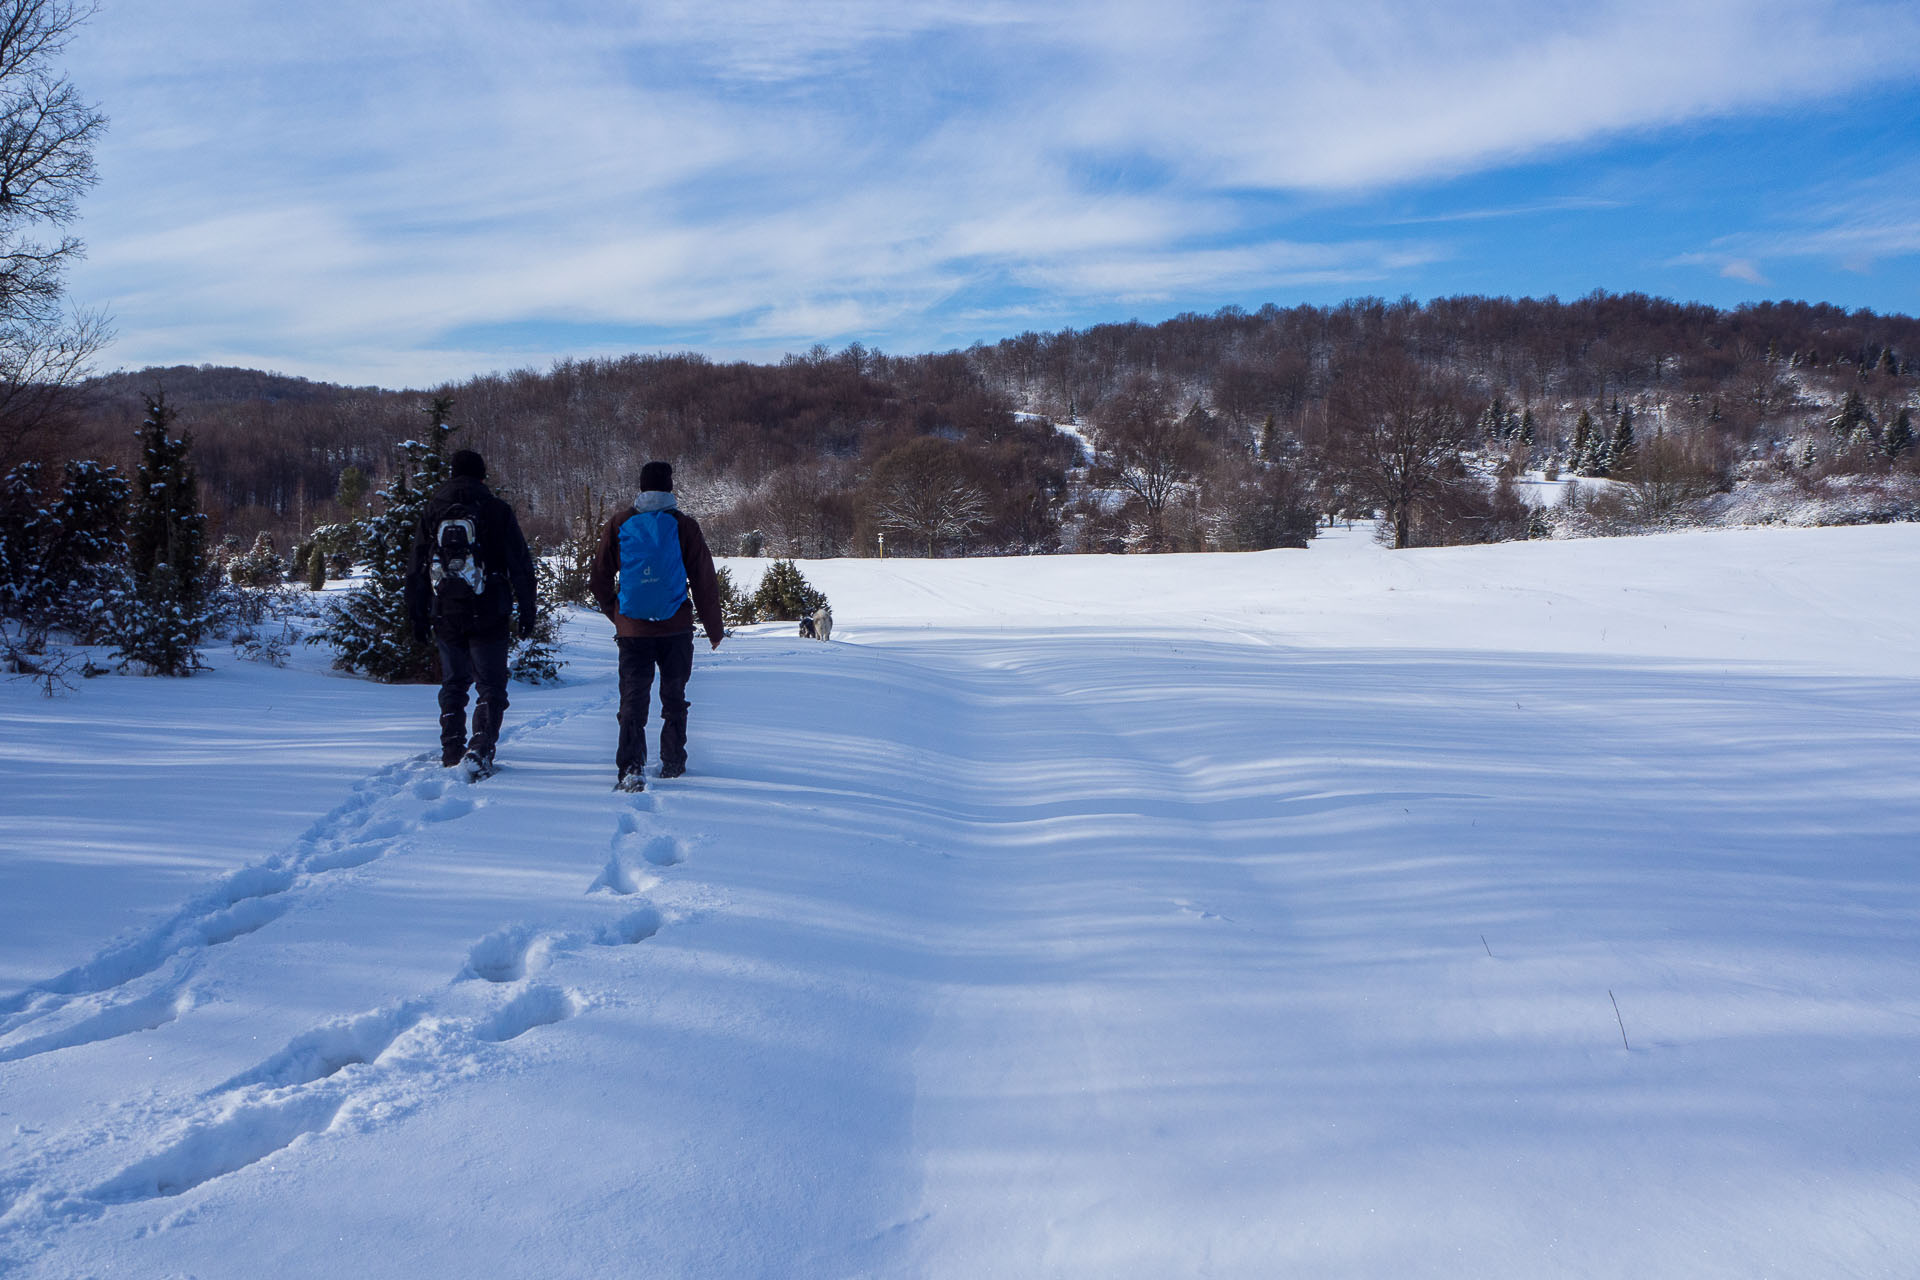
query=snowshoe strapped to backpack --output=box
[616,509,688,621]
[430,502,493,631]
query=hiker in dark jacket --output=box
[588,460,723,792]
[405,449,538,778]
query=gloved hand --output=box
[519,613,537,640]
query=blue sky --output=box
[62,0,1920,388]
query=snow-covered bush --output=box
[1699,474,1920,528]
[226,531,285,588]
[509,555,568,685]
[751,559,827,621]
[715,565,756,627]
[1,459,129,652]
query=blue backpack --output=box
[617,510,687,621]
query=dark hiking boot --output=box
[614,769,646,793]
[460,750,496,782]
[442,744,467,768]
[658,762,685,780]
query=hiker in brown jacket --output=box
[587,461,724,791]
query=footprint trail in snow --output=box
[1,707,707,1243]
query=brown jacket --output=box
[588,499,724,645]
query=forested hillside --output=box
[38,292,1920,559]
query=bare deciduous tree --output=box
[1623,434,1717,524]
[866,437,988,557]
[1327,353,1469,549]
[0,0,108,469]
[1091,376,1206,552]
[760,462,854,558]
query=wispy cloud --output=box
[1381,197,1627,226]
[60,0,1920,384]
[1676,162,1920,286]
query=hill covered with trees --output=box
[27,291,1920,562]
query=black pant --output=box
[437,631,511,761]
[617,632,693,775]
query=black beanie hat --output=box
[640,461,673,492]
[450,449,486,480]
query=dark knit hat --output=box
[640,460,674,492]
[450,449,486,480]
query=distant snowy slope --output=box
[731,522,1916,675]
[2,524,1917,1279]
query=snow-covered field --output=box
[3,524,1917,1278]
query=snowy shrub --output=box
[232,619,297,667]
[1547,480,1640,539]
[1395,473,1531,547]
[715,565,756,627]
[549,486,612,606]
[1207,467,1316,551]
[509,555,568,685]
[750,559,827,621]
[109,565,211,677]
[1699,474,1920,528]
[226,531,285,589]
[1,459,131,649]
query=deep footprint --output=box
[197,896,291,946]
[0,987,196,1064]
[464,927,550,984]
[421,793,476,823]
[300,839,390,874]
[589,851,649,896]
[92,1091,348,1204]
[477,985,579,1042]
[218,1002,427,1092]
[356,816,408,842]
[594,907,663,946]
[637,834,686,867]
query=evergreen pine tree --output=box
[1,460,129,645]
[1608,406,1636,474]
[1570,410,1594,475]
[751,559,827,621]
[312,397,454,683]
[115,395,210,675]
[335,464,369,513]
[0,462,49,620]
[1519,408,1536,447]
[507,552,567,684]
[715,565,755,627]
[1830,388,1872,439]
[1478,396,1505,441]
[1258,414,1278,462]
[1885,408,1914,459]
[227,531,284,588]
[46,460,129,642]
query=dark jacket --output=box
[589,494,723,646]
[406,476,538,641]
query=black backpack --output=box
[429,502,489,618]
